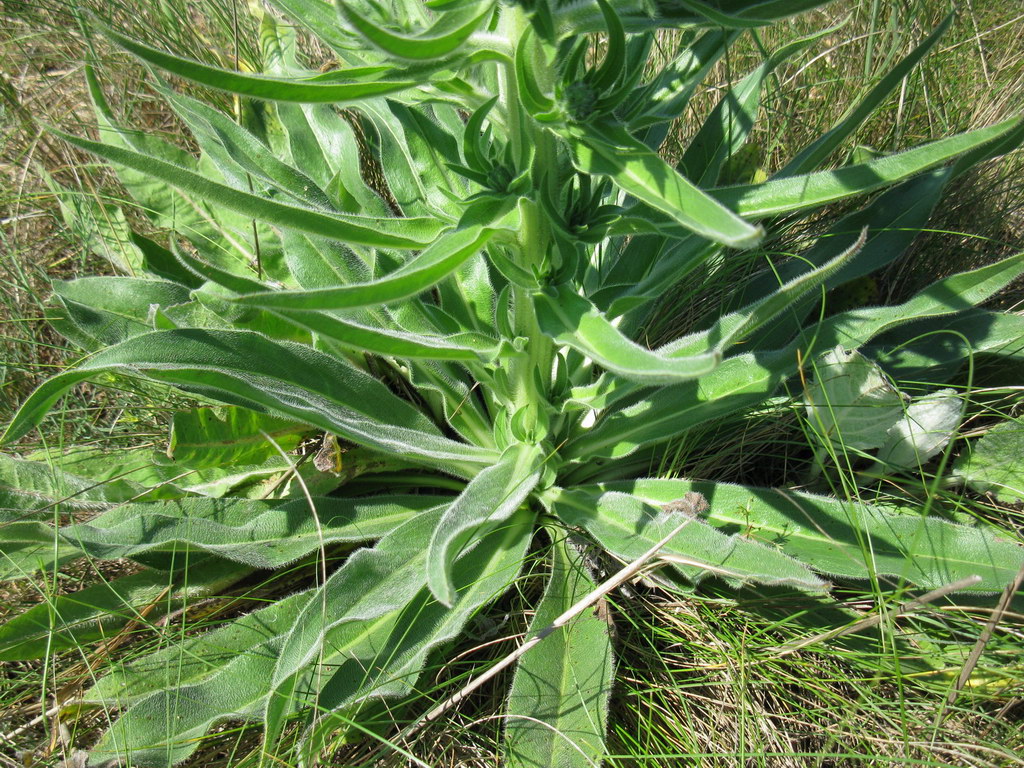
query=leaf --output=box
[168,406,307,469]
[426,443,541,606]
[44,177,145,274]
[568,251,1024,462]
[534,285,720,384]
[337,1,493,62]
[777,14,953,178]
[804,346,905,452]
[52,494,434,568]
[0,558,242,661]
[308,508,533,740]
[561,118,764,248]
[96,20,416,103]
[582,478,1024,592]
[2,330,499,477]
[0,453,142,521]
[953,420,1024,503]
[551,488,826,590]
[52,127,445,250]
[875,389,962,470]
[679,27,832,186]
[661,228,866,357]
[232,225,496,310]
[709,117,1023,218]
[51,277,191,349]
[505,535,614,768]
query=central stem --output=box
[499,6,556,425]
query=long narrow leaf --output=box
[2,330,499,475]
[504,535,614,768]
[233,226,495,310]
[53,128,445,249]
[97,21,415,102]
[426,443,541,605]
[585,479,1024,592]
[535,285,720,383]
[561,118,764,248]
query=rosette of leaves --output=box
[3,0,1024,765]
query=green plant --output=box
[3,0,1024,765]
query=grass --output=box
[2,0,1023,766]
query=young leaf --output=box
[874,389,962,471]
[804,346,906,453]
[534,285,720,384]
[561,118,765,248]
[426,443,542,606]
[337,1,494,62]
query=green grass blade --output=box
[504,535,614,768]
[777,13,953,178]
[0,558,241,661]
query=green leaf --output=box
[96,21,416,103]
[271,307,501,361]
[551,487,826,590]
[53,494,436,568]
[504,535,614,768]
[661,229,866,357]
[953,420,1024,503]
[583,479,1024,592]
[2,330,499,477]
[568,251,1024,462]
[232,225,496,310]
[804,346,905,453]
[337,1,493,62]
[0,558,241,661]
[679,27,832,185]
[870,309,1024,380]
[426,443,541,606]
[51,277,190,349]
[52,127,446,250]
[168,406,307,469]
[0,453,143,521]
[777,14,953,178]
[709,117,1023,218]
[308,507,533,741]
[534,285,720,384]
[561,119,764,248]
